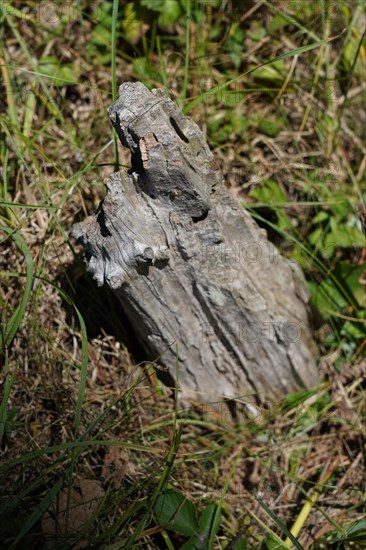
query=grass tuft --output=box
[0,1,365,548]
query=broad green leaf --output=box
[159,4,181,27]
[324,517,366,544]
[334,262,366,307]
[343,518,366,537]
[256,116,285,137]
[326,216,365,249]
[340,319,366,340]
[309,226,325,247]
[309,261,365,318]
[182,504,221,549]
[90,23,111,46]
[154,489,198,537]
[312,211,329,223]
[250,179,287,204]
[267,14,288,34]
[250,180,292,230]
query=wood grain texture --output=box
[71,82,319,404]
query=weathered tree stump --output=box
[71,82,319,404]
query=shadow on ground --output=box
[58,258,139,354]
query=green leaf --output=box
[232,538,249,549]
[324,517,366,543]
[309,277,344,318]
[158,0,182,27]
[141,0,165,11]
[250,180,292,230]
[329,223,365,249]
[266,534,289,549]
[234,115,250,133]
[182,504,221,550]
[258,119,283,137]
[267,14,288,34]
[251,61,286,82]
[309,226,325,247]
[312,210,329,223]
[340,319,366,340]
[154,489,199,537]
[247,22,266,41]
[123,2,145,44]
[90,23,111,46]
[38,57,77,84]
[250,179,287,204]
[227,26,246,68]
[342,517,366,537]
[335,262,366,308]
[309,261,365,318]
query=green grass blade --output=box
[182,0,191,100]
[0,201,57,209]
[111,0,119,171]
[125,423,183,549]
[184,35,340,113]
[262,0,321,41]
[4,439,162,470]
[255,496,305,550]
[72,304,88,437]
[245,207,360,310]
[0,227,33,350]
[0,54,19,130]
[8,477,64,549]
[5,13,66,125]
[0,354,17,448]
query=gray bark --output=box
[71,82,319,404]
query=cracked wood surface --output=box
[71,82,319,404]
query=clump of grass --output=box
[1,1,365,548]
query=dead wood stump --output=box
[71,82,319,404]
